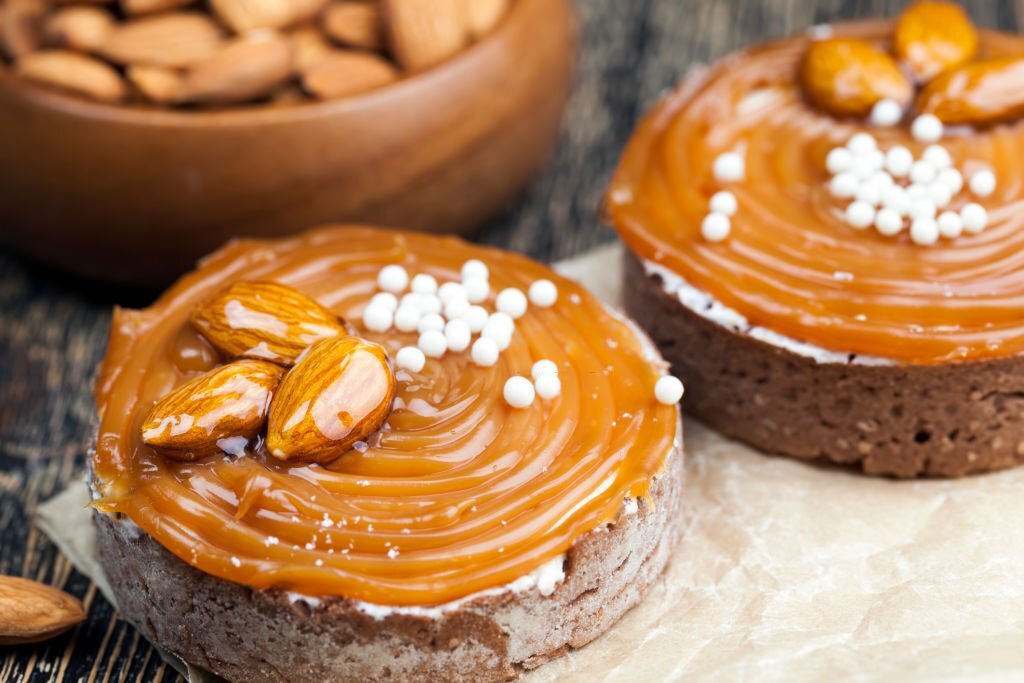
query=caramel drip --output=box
[91,227,677,606]
[607,22,1024,364]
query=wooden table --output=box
[2,1,1018,679]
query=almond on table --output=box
[0,576,85,646]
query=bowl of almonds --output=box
[0,0,575,286]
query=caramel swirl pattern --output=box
[607,22,1024,363]
[91,227,677,606]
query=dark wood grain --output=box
[1,1,1020,680]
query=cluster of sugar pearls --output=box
[701,151,745,242]
[826,107,993,246]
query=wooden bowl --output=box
[0,0,575,287]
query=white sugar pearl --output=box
[844,201,875,229]
[969,169,996,197]
[444,297,470,320]
[829,172,859,199]
[393,305,421,332]
[416,294,442,315]
[377,265,409,293]
[881,185,910,216]
[528,279,558,308]
[712,151,745,182]
[444,319,471,352]
[961,203,988,234]
[410,274,437,295]
[534,374,561,400]
[909,160,937,185]
[911,114,943,143]
[909,198,937,221]
[463,277,490,304]
[855,182,882,207]
[417,329,447,358]
[866,170,894,189]
[400,293,420,308]
[937,167,964,194]
[654,376,685,405]
[484,327,512,351]
[709,190,738,216]
[846,132,877,155]
[486,312,515,336]
[869,98,903,127]
[937,211,963,239]
[461,259,489,282]
[471,337,499,367]
[531,359,559,380]
[906,184,928,200]
[496,288,528,319]
[926,181,953,208]
[503,376,535,408]
[849,155,876,179]
[910,217,939,246]
[370,292,398,311]
[362,305,393,332]
[462,305,489,333]
[922,145,952,170]
[437,282,467,304]
[395,346,426,373]
[417,313,445,333]
[885,146,914,177]
[701,212,731,242]
[874,208,904,236]
[825,147,852,174]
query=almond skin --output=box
[301,50,398,99]
[0,576,85,646]
[322,1,383,51]
[800,38,913,118]
[100,12,224,68]
[16,50,128,103]
[180,32,294,105]
[190,281,347,365]
[267,336,395,464]
[894,1,978,83]
[382,0,468,72]
[141,359,282,461]
[916,55,1024,125]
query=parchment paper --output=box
[37,244,1024,682]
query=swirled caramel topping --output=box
[91,227,677,606]
[607,21,1024,364]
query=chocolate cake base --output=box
[94,441,683,683]
[624,251,1024,478]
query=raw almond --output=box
[1,0,47,59]
[17,50,128,102]
[0,576,85,645]
[181,32,294,105]
[916,55,1024,125]
[301,50,398,99]
[127,64,184,104]
[121,0,195,17]
[382,0,468,72]
[462,0,507,39]
[799,38,913,117]
[190,281,347,365]
[894,1,978,83]
[322,1,383,51]
[267,336,394,464]
[141,359,282,460]
[210,0,327,34]
[289,24,332,70]
[100,12,223,68]
[45,6,115,53]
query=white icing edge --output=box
[643,259,894,366]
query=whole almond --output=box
[1,0,47,59]
[382,0,468,72]
[17,50,127,102]
[45,6,115,53]
[210,0,327,34]
[800,38,913,117]
[916,55,1024,125]
[462,0,507,39]
[190,281,347,365]
[121,0,195,17]
[0,576,85,646]
[141,359,282,460]
[322,1,383,51]
[301,50,398,99]
[181,33,294,105]
[100,13,224,68]
[289,24,332,70]
[127,64,185,104]
[894,1,978,83]
[267,336,395,464]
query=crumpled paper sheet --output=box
[37,244,1024,683]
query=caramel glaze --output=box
[607,21,1024,364]
[91,227,677,606]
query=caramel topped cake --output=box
[91,226,684,682]
[608,3,1024,477]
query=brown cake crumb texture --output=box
[624,251,1024,478]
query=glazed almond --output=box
[0,576,85,646]
[267,336,395,464]
[301,50,398,99]
[100,13,223,68]
[916,55,1024,125]
[894,1,978,82]
[322,1,383,51]
[16,50,127,103]
[181,33,294,105]
[382,0,468,72]
[800,38,912,117]
[45,6,114,52]
[141,359,282,460]
[190,281,346,365]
